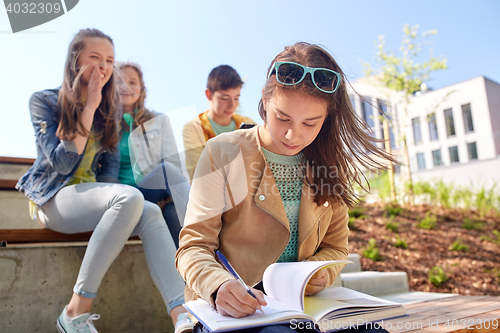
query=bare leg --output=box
[170,305,188,325]
[66,293,93,317]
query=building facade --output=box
[350,76,500,188]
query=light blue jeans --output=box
[38,182,185,313]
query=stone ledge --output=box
[0,242,173,333]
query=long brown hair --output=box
[117,62,155,129]
[258,42,397,208]
[57,28,119,150]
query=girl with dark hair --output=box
[176,42,394,333]
[16,29,191,333]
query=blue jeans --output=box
[38,182,185,313]
[136,162,191,248]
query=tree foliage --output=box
[362,24,448,204]
[363,24,448,98]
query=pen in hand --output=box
[216,250,265,314]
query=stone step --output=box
[341,271,409,296]
[0,190,38,229]
[0,242,173,333]
[343,253,362,273]
[0,161,31,180]
[377,291,457,305]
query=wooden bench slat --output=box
[0,156,35,164]
[0,229,139,244]
[0,179,19,190]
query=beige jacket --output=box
[175,126,349,307]
[182,111,255,182]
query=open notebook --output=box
[184,260,407,332]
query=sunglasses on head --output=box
[267,61,342,93]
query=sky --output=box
[1,0,499,158]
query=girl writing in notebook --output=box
[176,42,392,332]
[16,29,192,333]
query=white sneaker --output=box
[56,305,100,333]
[174,312,194,333]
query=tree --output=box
[363,24,448,204]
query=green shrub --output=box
[348,206,365,219]
[362,239,383,262]
[462,218,484,230]
[428,266,447,287]
[416,212,437,230]
[368,171,391,202]
[449,239,469,252]
[413,180,437,205]
[480,230,500,245]
[384,205,403,217]
[476,183,498,217]
[436,179,453,208]
[394,236,407,249]
[385,221,399,233]
[348,216,356,229]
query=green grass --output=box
[394,236,407,249]
[480,230,500,245]
[362,238,383,262]
[384,204,403,217]
[348,216,357,229]
[416,212,437,230]
[368,170,392,202]
[348,206,366,219]
[428,266,447,287]
[385,221,399,233]
[409,179,500,212]
[449,239,469,252]
[462,218,485,230]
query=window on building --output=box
[349,95,356,112]
[432,149,442,167]
[361,97,374,128]
[428,113,439,141]
[444,108,456,137]
[377,99,396,149]
[412,117,422,145]
[449,146,459,163]
[462,103,474,133]
[416,153,426,170]
[467,142,478,160]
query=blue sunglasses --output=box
[267,61,342,93]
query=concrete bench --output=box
[0,156,174,333]
[1,241,173,333]
[331,253,409,296]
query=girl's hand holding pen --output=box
[215,280,267,318]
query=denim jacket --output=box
[16,88,120,206]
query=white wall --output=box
[407,76,497,167]
[485,78,500,155]
[350,75,500,189]
[413,155,500,190]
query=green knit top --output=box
[262,147,305,262]
[208,115,236,136]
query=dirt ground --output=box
[347,202,500,296]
